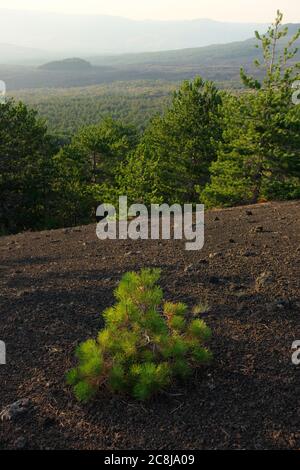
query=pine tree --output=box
[52,118,138,226]
[119,78,222,205]
[202,11,300,207]
[67,269,212,401]
[0,99,55,233]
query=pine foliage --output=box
[202,12,300,207]
[118,77,222,205]
[67,269,212,401]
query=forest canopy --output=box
[1,12,299,235]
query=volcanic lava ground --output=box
[0,201,299,450]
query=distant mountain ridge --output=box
[1,22,299,91]
[89,23,300,67]
[0,9,270,61]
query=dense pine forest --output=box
[1,12,300,235]
[11,81,175,140]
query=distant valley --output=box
[1,24,300,92]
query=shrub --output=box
[66,268,212,402]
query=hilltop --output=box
[39,58,93,72]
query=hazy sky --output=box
[0,0,300,22]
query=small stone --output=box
[274,299,293,310]
[229,283,244,291]
[209,276,222,285]
[209,252,222,259]
[43,417,56,428]
[243,250,257,257]
[0,399,31,422]
[184,264,194,273]
[255,272,274,291]
[246,210,253,216]
[14,437,27,450]
[16,290,28,298]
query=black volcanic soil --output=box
[0,201,299,450]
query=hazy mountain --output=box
[90,23,300,67]
[0,8,269,61]
[1,22,299,91]
[0,43,53,65]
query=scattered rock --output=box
[252,226,264,233]
[16,290,32,298]
[184,264,194,273]
[243,250,257,257]
[13,437,27,450]
[209,276,222,285]
[229,283,244,291]
[255,272,274,291]
[0,399,31,422]
[273,299,294,310]
[209,252,222,259]
[43,416,56,428]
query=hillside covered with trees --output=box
[1,12,300,235]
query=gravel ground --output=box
[0,201,299,450]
